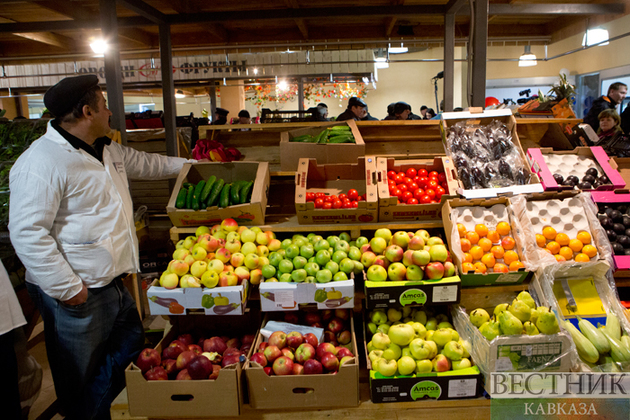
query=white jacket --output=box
[9,122,190,301]
[0,261,26,335]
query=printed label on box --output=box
[432,285,458,303]
[497,342,563,371]
[447,379,478,398]
[495,273,525,283]
[495,357,514,372]
[273,290,295,308]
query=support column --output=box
[159,23,177,158]
[471,0,488,108]
[220,80,245,123]
[298,78,304,111]
[209,85,217,118]
[444,13,455,113]
[99,0,127,145]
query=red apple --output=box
[320,352,339,372]
[281,347,295,361]
[176,369,192,380]
[176,350,196,370]
[250,352,267,367]
[321,310,334,321]
[304,312,322,326]
[335,347,354,361]
[337,330,352,345]
[240,343,252,355]
[303,359,323,375]
[188,355,213,380]
[223,347,243,358]
[316,342,337,359]
[295,343,315,364]
[177,333,194,346]
[292,363,304,375]
[161,358,179,377]
[284,312,300,324]
[264,366,273,376]
[272,356,294,375]
[268,331,287,350]
[188,344,203,355]
[203,337,227,355]
[323,331,337,344]
[136,348,161,373]
[334,309,351,321]
[263,345,282,363]
[310,322,324,329]
[197,336,206,348]
[327,317,345,334]
[226,338,241,349]
[162,340,187,360]
[208,364,221,380]
[222,354,243,368]
[144,366,168,381]
[303,333,318,348]
[286,331,304,350]
[258,342,268,352]
[241,334,256,346]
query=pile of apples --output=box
[367,307,472,376]
[387,167,450,205]
[136,332,255,381]
[361,228,455,281]
[158,218,279,289]
[305,188,366,209]
[469,291,560,341]
[287,309,355,347]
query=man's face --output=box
[351,105,367,119]
[93,92,112,137]
[396,109,410,120]
[421,109,427,117]
[609,86,627,104]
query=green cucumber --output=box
[327,135,354,144]
[182,182,193,189]
[330,125,350,131]
[175,188,187,209]
[200,175,216,204]
[191,180,205,211]
[230,181,244,205]
[185,185,194,209]
[206,178,224,207]
[219,184,231,208]
[240,181,254,204]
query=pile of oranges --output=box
[456,221,525,274]
[536,226,596,262]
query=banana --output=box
[563,321,599,364]
[578,317,610,354]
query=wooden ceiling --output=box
[0,0,627,62]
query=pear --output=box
[508,299,531,323]
[498,310,524,335]
[516,291,536,309]
[493,303,509,319]
[529,308,540,326]
[479,319,501,341]
[536,310,560,335]
[470,308,490,328]
[523,321,539,336]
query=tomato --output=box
[324,195,335,203]
[338,193,347,201]
[315,192,326,198]
[413,188,425,200]
[347,189,359,201]
[314,198,324,208]
[420,194,432,204]
[358,195,365,201]
[402,191,413,202]
[332,199,342,209]
[342,199,353,209]
[438,172,447,182]
[425,189,436,199]
[398,184,408,193]
[394,174,405,184]
[351,201,359,208]
[388,180,397,189]
[407,197,419,205]
[406,168,417,178]
[417,177,428,188]
[429,171,439,178]
[323,202,332,209]
[408,182,419,192]
[403,177,413,186]
[387,170,397,180]
[418,168,428,177]
[397,171,406,179]
[306,192,315,202]
[428,179,439,190]
[392,188,402,198]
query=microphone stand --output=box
[433,77,439,112]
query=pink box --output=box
[590,191,630,270]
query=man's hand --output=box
[63,283,88,306]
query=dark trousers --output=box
[0,329,22,420]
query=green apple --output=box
[405,264,424,281]
[452,358,472,370]
[325,260,339,275]
[409,338,432,360]
[285,244,300,259]
[368,349,384,365]
[370,310,388,325]
[401,347,412,358]
[315,269,333,283]
[334,240,350,254]
[300,244,315,259]
[240,241,257,256]
[268,252,284,267]
[369,237,388,254]
[367,322,378,335]
[326,235,340,249]
[382,343,402,361]
[339,232,351,243]
[397,355,416,376]
[388,324,415,346]
[293,237,308,248]
[372,332,391,350]
[415,359,433,374]
[355,236,368,248]
[314,239,330,252]
[332,250,348,264]
[304,276,316,284]
[412,310,428,325]
[438,321,454,330]
[291,269,307,283]
[366,265,388,281]
[240,228,256,243]
[425,317,438,331]
[442,341,464,361]
[261,264,276,279]
[407,321,427,339]
[432,328,454,347]
[200,270,219,288]
[315,250,331,266]
[190,260,208,278]
[281,238,293,249]
[278,259,294,273]
[387,308,402,323]
[348,247,362,261]
[375,358,397,377]
[304,262,320,276]
[353,261,364,274]
[293,256,307,269]
[374,228,392,244]
[333,272,348,281]
[459,339,471,359]
[377,324,390,335]
[366,340,376,353]
[310,235,324,245]
[279,273,293,282]
[339,258,356,274]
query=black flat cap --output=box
[215,108,229,117]
[348,97,367,108]
[44,75,99,118]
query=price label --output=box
[432,285,458,303]
[448,379,478,398]
[495,273,523,283]
[274,290,295,308]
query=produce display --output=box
[386,167,450,205]
[444,119,530,189]
[175,175,255,210]
[549,161,612,190]
[192,138,242,162]
[305,189,366,209]
[136,332,254,381]
[596,203,630,256]
[289,125,355,144]
[362,228,455,282]
[366,307,473,376]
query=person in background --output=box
[212,107,229,125]
[9,75,195,420]
[382,103,396,120]
[621,103,630,135]
[336,97,368,121]
[594,109,629,157]
[316,103,329,121]
[236,110,251,125]
[583,82,627,133]
[420,105,428,119]
[394,102,422,120]
[361,104,379,121]
[453,107,464,112]
[425,108,437,119]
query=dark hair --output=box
[387,103,396,116]
[60,85,101,123]
[238,109,250,118]
[348,97,367,109]
[598,109,621,125]
[608,82,628,96]
[394,102,412,115]
[317,103,328,109]
[420,105,428,111]
[426,108,436,118]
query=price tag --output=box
[432,285,458,303]
[524,345,533,357]
[273,290,295,308]
[495,357,514,372]
[448,379,478,398]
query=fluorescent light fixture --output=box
[175,90,185,98]
[90,39,108,54]
[253,67,259,75]
[388,44,408,54]
[375,57,389,69]
[518,45,537,67]
[582,28,609,47]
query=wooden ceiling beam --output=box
[170,2,228,43]
[118,28,156,47]
[283,0,309,41]
[385,17,397,37]
[117,0,167,24]
[13,31,76,49]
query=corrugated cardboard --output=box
[280,120,366,171]
[364,276,461,310]
[259,280,354,311]
[166,161,270,226]
[294,157,379,224]
[376,156,459,222]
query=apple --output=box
[374,228,393,243]
[172,248,191,261]
[303,333,318,348]
[443,261,456,277]
[372,332,391,350]
[174,369,192,380]
[162,340,187,360]
[234,266,250,283]
[415,359,433,374]
[221,218,238,233]
[303,359,323,375]
[183,235,197,250]
[408,235,425,250]
[397,355,416,376]
[272,356,294,375]
[316,342,337,359]
[431,328,454,347]
[250,352,267,367]
[144,366,168,381]
[391,231,410,249]
[337,330,352,345]
[268,331,287,349]
[192,246,207,261]
[382,343,402,361]
[452,358,472,370]
[327,318,345,334]
[372,256,390,270]
[222,353,243,368]
[187,355,213,380]
[263,345,282,363]
[432,354,451,372]
[294,343,315,363]
[370,237,388,254]
[187,344,203,356]
[405,265,424,281]
[169,260,189,277]
[409,338,432,360]
[240,228,256,243]
[160,272,179,290]
[176,350,196,370]
[190,260,208,278]
[286,331,304,350]
[203,337,227,355]
[375,358,397,377]
[161,358,179,376]
[368,349,384,365]
[442,341,465,361]
[335,347,354,361]
[268,238,282,251]
[136,348,161,373]
[424,262,445,280]
[219,271,238,287]
[402,250,415,267]
[281,347,295,361]
[367,265,388,282]
[387,262,407,281]
[207,259,224,274]
[320,352,339,372]
[384,245,404,263]
[208,364,221,380]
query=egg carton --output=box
[542,154,602,181]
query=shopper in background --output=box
[9,75,194,420]
[621,103,630,135]
[212,107,229,125]
[382,103,396,120]
[425,108,437,119]
[420,105,428,119]
[236,110,251,125]
[583,82,627,133]
[336,97,368,121]
[394,102,422,120]
[316,103,329,121]
[361,104,379,121]
[594,109,629,157]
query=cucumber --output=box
[327,135,354,144]
[330,125,350,131]
[219,184,231,208]
[316,130,328,144]
[191,180,205,211]
[182,182,193,189]
[230,181,243,205]
[290,134,312,143]
[185,185,194,209]
[200,175,216,204]
[206,178,224,207]
[175,188,187,209]
[240,181,254,204]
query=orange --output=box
[555,232,570,246]
[463,252,473,263]
[509,261,525,271]
[542,226,557,241]
[475,224,489,238]
[491,245,505,259]
[466,231,480,245]
[481,253,496,268]
[503,250,519,265]
[536,234,547,248]
[575,253,590,262]
[501,236,516,250]
[577,231,592,245]
[457,223,467,238]
[496,221,511,236]
[470,245,484,260]
[493,263,509,273]
[569,239,584,253]
[554,254,567,262]
[487,230,501,243]
[478,237,493,252]
[474,262,487,274]
[462,262,475,273]
[460,238,472,252]
[559,246,574,261]
[546,241,561,255]
[541,248,553,255]
[582,244,598,258]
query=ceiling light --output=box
[582,28,609,47]
[90,39,108,54]
[388,44,408,54]
[518,45,537,67]
[175,90,185,98]
[253,68,258,75]
[277,80,288,91]
[375,57,389,69]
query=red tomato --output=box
[413,188,425,200]
[394,174,405,184]
[314,198,324,208]
[397,171,406,179]
[351,201,359,208]
[392,188,402,198]
[431,200,438,204]
[388,180,397,189]
[306,192,315,202]
[403,177,413,186]
[332,200,342,209]
[347,189,359,201]
[438,172,447,182]
[338,193,347,201]
[324,195,335,203]
[418,168,428,177]
[417,177,428,188]
[387,170,397,180]
[398,184,408,193]
[408,182,419,192]
[413,175,422,183]
[436,186,446,200]
[402,191,413,202]
[407,197,419,205]
[315,192,325,198]
[342,199,353,209]
[323,202,332,209]
[429,171,439,178]
[406,168,417,178]
[420,194,432,204]
[428,180,439,190]
[358,195,365,201]
[425,189,436,199]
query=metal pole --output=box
[298,78,304,111]
[471,0,488,107]
[444,13,455,112]
[99,0,127,145]
[159,23,177,158]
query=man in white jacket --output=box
[9,75,192,419]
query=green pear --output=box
[536,310,560,335]
[523,321,539,336]
[498,311,524,335]
[529,308,540,326]
[493,303,509,319]
[479,320,501,341]
[516,291,536,309]
[470,308,490,328]
[508,299,532,323]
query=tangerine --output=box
[501,236,516,250]
[462,262,475,273]
[481,253,496,268]
[569,239,584,253]
[474,262,487,274]
[509,261,525,271]
[555,232,570,246]
[457,223,467,238]
[546,241,561,255]
[542,226,557,241]
[463,252,473,263]
[478,237,493,252]
[496,221,511,236]
[475,224,489,238]
[470,245,484,260]
[582,244,598,258]
[554,254,567,262]
[575,253,590,262]
[466,231,480,245]
[577,231,592,245]
[559,246,574,261]
[535,234,547,248]
[460,238,472,252]
[503,250,519,265]
[491,245,505,259]
[487,230,501,243]
[493,263,509,273]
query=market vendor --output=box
[8,75,194,420]
[583,82,627,132]
[212,107,229,125]
[595,108,629,157]
[336,97,368,121]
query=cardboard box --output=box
[280,120,366,171]
[125,314,257,417]
[440,109,543,198]
[364,276,461,310]
[244,316,360,409]
[259,279,354,311]
[294,157,379,224]
[166,162,270,227]
[376,156,459,222]
[611,157,630,190]
[590,191,630,270]
[442,197,530,287]
[147,279,248,316]
[527,146,626,191]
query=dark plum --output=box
[599,175,611,185]
[605,208,615,217]
[618,235,630,248]
[553,173,564,184]
[585,167,599,178]
[600,217,614,229]
[607,229,618,242]
[613,242,625,255]
[472,167,488,187]
[458,167,474,189]
[614,223,626,234]
[577,182,592,190]
[617,205,628,214]
[624,248,630,256]
[562,180,576,188]
[610,210,623,222]
[566,175,579,185]
[582,174,596,185]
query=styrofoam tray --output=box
[542,154,603,181]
